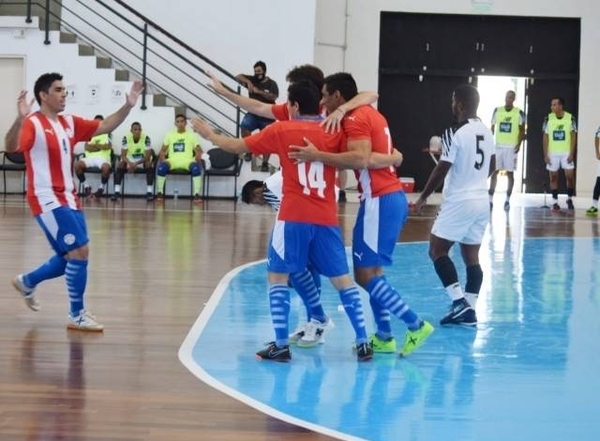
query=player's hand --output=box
[126,81,144,107]
[320,108,345,133]
[190,117,213,140]
[544,155,551,165]
[567,154,574,164]
[288,137,318,163]
[391,149,404,167]
[411,198,426,215]
[208,72,229,95]
[16,90,34,117]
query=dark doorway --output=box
[378,12,580,193]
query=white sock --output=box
[465,292,478,308]
[445,282,464,301]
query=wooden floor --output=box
[0,193,595,441]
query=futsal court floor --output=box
[0,193,598,441]
[179,196,600,441]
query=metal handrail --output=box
[1,0,244,137]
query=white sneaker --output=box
[67,310,104,332]
[12,275,40,312]
[289,322,308,344]
[297,318,335,348]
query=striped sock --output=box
[367,276,420,330]
[268,284,291,347]
[289,268,326,323]
[339,286,368,344]
[65,259,88,316]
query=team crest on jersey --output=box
[63,233,76,246]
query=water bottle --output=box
[173,188,179,201]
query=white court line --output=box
[177,259,368,441]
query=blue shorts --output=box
[268,221,349,278]
[35,206,89,256]
[240,113,275,133]
[353,191,408,268]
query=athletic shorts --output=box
[432,198,489,244]
[495,147,517,172]
[546,153,574,172]
[35,206,89,255]
[268,220,349,278]
[353,191,407,268]
[82,157,110,169]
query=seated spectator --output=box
[74,114,112,198]
[111,122,155,202]
[236,60,278,171]
[155,114,205,203]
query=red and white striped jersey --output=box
[18,112,100,215]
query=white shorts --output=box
[546,153,574,172]
[495,147,517,172]
[432,198,490,244]
[81,157,111,169]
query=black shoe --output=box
[440,298,477,326]
[146,192,154,202]
[243,152,252,162]
[256,342,291,362]
[356,341,373,361]
[566,199,574,210]
[110,192,120,201]
[94,188,104,198]
[551,203,561,212]
[260,162,269,172]
[338,190,347,203]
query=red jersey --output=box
[245,120,345,225]
[343,105,402,199]
[271,103,326,121]
[18,112,100,215]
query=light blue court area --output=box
[179,237,600,441]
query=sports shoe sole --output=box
[12,276,40,312]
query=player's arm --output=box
[569,123,577,161]
[158,144,168,162]
[542,133,549,163]
[94,81,143,136]
[288,137,370,169]
[5,91,34,153]
[322,92,379,133]
[209,73,275,119]
[85,141,101,152]
[191,118,249,154]
[516,124,525,152]
[595,133,600,160]
[194,144,204,162]
[413,160,452,213]
[368,149,403,169]
[101,134,112,150]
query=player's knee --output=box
[157,162,169,176]
[190,162,201,176]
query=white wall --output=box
[315,0,600,196]
[3,1,598,196]
[114,0,317,91]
